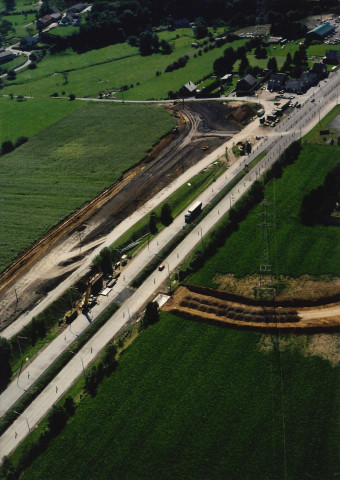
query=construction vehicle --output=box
[63,308,78,324]
[82,272,103,310]
[202,145,209,151]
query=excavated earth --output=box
[0,101,256,331]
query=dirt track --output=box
[0,101,255,331]
[163,286,340,333]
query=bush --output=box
[1,140,14,154]
[69,93,76,100]
[15,136,28,148]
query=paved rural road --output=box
[0,70,339,460]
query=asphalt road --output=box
[0,70,339,460]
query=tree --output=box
[282,52,292,72]
[99,247,113,274]
[139,30,158,56]
[267,57,277,73]
[149,212,158,234]
[1,140,14,154]
[140,301,159,330]
[160,203,173,226]
[239,56,249,76]
[15,136,28,148]
[69,93,75,100]
[194,17,208,39]
[159,39,172,54]
[64,396,75,416]
[48,406,68,435]
[0,337,12,392]
[7,70,16,81]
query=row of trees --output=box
[300,163,340,225]
[1,136,27,155]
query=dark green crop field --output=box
[0,102,175,272]
[189,143,340,288]
[0,97,82,145]
[20,312,340,480]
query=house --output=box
[36,15,53,30]
[181,81,197,96]
[51,11,62,22]
[221,73,232,83]
[19,36,38,50]
[307,22,335,40]
[68,3,86,14]
[236,74,257,94]
[310,62,328,79]
[268,73,287,91]
[285,71,318,94]
[61,12,75,25]
[324,50,340,65]
[0,48,15,64]
[263,36,282,45]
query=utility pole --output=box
[257,200,275,299]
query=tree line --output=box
[300,162,340,225]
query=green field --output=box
[0,96,82,144]
[0,30,247,99]
[49,25,80,37]
[189,143,340,288]
[0,102,175,272]
[20,312,340,480]
[3,13,37,42]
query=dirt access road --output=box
[0,101,256,331]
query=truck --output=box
[185,201,202,223]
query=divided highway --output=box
[0,69,339,460]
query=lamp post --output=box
[16,335,28,390]
[163,260,171,293]
[13,410,30,433]
[70,350,85,372]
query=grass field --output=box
[0,102,175,272]
[19,312,340,480]
[189,143,340,288]
[0,96,82,144]
[3,13,37,42]
[0,31,247,99]
[49,25,80,37]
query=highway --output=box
[0,69,339,460]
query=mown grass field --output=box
[190,143,340,288]
[0,102,175,272]
[3,13,37,42]
[1,30,247,99]
[0,96,82,144]
[20,312,340,480]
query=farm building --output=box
[0,48,15,64]
[221,73,232,83]
[268,73,287,91]
[307,22,335,40]
[19,36,38,50]
[36,15,54,30]
[236,74,257,95]
[263,36,282,45]
[68,3,87,14]
[181,81,197,96]
[285,71,318,94]
[324,50,340,65]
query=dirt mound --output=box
[163,286,340,332]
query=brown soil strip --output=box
[163,286,340,332]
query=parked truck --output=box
[185,201,202,223]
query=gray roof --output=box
[184,81,196,92]
[243,74,257,86]
[0,50,14,60]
